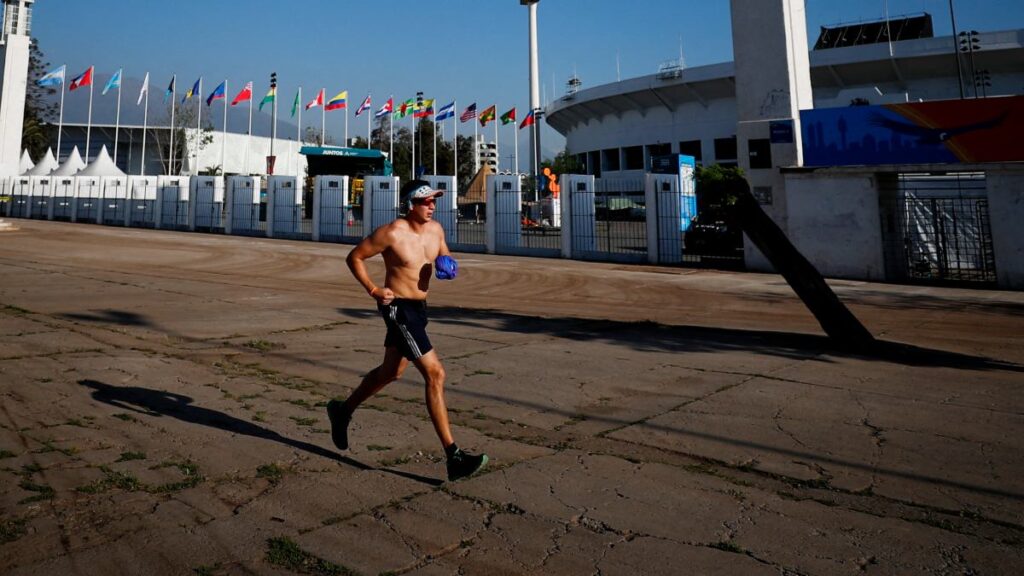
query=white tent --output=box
[78,146,125,177]
[26,148,58,176]
[52,146,87,176]
[19,150,34,174]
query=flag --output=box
[231,82,252,106]
[206,80,226,106]
[291,89,300,117]
[413,99,434,118]
[164,75,175,103]
[519,109,535,129]
[136,72,149,106]
[395,98,415,118]
[182,77,200,103]
[478,105,496,126]
[355,94,371,116]
[435,101,455,122]
[374,96,393,118]
[259,86,276,111]
[37,64,66,87]
[326,90,348,111]
[460,103,477,122]
[102,68,121,96]
[305,88,324,110]
[69,66,93,91]
[500,107,516,125]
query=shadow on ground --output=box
[79,379,443,487]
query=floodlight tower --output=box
[521,0,541,197]
[0,0,33,176]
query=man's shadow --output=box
[80,379,442,487]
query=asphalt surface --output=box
[1,218,1022,575]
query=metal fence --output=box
[587,178,648,262]
[880,172,996,285]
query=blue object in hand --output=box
[435,255,458,280]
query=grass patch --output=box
[467,369,495,376]
[257,463,287,485]
[244,339,284,352]
[709,540,745,554]
[366,444,391,452]
[287,398,315,409]
[193,564,223,576]
[265,536,358,575]
[64,418,87,428]
[0,517,28,544]
[252,412,268,423]
[20,463,43,476]
[77,466,144,494]
[18,480,55,503]
[116,451,147,462]
[149,461,203,493]
[112,413,139,423]
[0,449,15,459]
[379,455,411,467]
[289,416,318,427]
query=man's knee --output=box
[424,364,445,389]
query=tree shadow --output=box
[338,305,1024,372]
[79,379,442,487]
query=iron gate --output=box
[880,172,996,285]
[591,178,648,262]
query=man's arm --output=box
[346,225,395,304]
[436,221,451,257]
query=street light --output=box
[959,30,981,98]
[974,69,992,98]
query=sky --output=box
[27,0,1024,161]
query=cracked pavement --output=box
[1,219,1023,575]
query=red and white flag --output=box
[374,96,393,118]
[305,88,324,110]
[231,82,252,106]
[69,66,94,91]
[355,94,372,116]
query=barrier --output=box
[189,176,224,232]
[646,173,683,264]
[127,176,159,228]
[157,176,190,230]
[226,176,262,236]
[9,176,30,218]
[268,176,306,239]
[312,175,349,242]
[29,176,53,220]
[73,175,102,223]
[365,176,400,235]
[99,177,129,226]
[51,177,75,221]
[560,175,596,259]
[423,175,458,245]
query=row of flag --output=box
[37,65,538,130]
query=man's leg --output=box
[411,350,453,448]
[328,346,408,450]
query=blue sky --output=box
[29,0,1024,160]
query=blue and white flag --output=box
[37,65,66,87]
[435,101,455,122]
[102,68,122,96]
[137,72,149,106]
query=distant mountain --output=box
[43,72,300,138]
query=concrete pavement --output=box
[1,219,1022,575]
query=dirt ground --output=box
[1,219,1022,575]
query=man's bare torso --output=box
[382,219,443,300]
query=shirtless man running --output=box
[328,179,488,481]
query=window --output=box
[678,140,702,163]
[747,138,773,170]
[623,146,643,170]
[601,148,620,171]
[714,137,738,162]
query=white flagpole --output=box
[56,67,65,161]
[344,100,349,147]
[411,110,415,179]
[114,68,122,163]
[494,110,499,173]
[320,89,325,146]
[453,100,458,178]
[221,80,228,175]
[169,75,176,175]
[473,113,479,175]
[389,107,393,161]
[514,115,519,176]
[246,83,252,174]
[194,78,202,175]
[366,95,371,148]
[297,86,302,145]
[86,68,94,161]
[141,73,149,176]
[433,113,438,175]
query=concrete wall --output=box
[784,171,885,281]
[986,169,1024,289]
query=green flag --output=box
[291,90,300,118]
[259,86,276,112]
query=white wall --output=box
[785,171,885,281]
[986,169,1024,289]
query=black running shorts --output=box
[379,299,433,360]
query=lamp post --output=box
[948,0,965,99]
[974,69,991,98]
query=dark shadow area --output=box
[62,310,152,327]
[338,305,1024,373]
[79,379,442,487]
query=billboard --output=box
[800,95,1024,167]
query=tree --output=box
[304,126,335,146]
[151,100,214,175]
[22,39,60,160]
